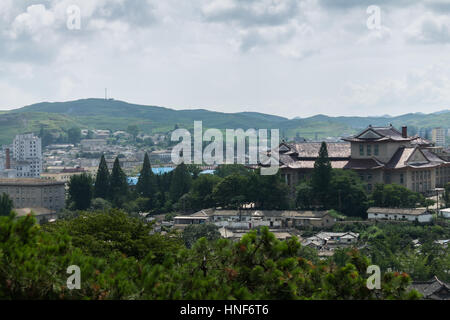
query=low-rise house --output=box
[80,139,107,151]
[439,208,450,219]
[14,207,57,224]
[205,209,335,229]
[218,227,299,241]
[302,232,359,248]
[367,207,433,223]
[435,239,449,248]
[410,276,450,300]
[174,211,209,228]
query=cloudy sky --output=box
[1,0,450,118]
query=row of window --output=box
[359,144,379,156]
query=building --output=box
[14,207,57,224]
[302,232,359,248]
[410,276,450,300]
[432,128,446,147]
[12,133,42,178]
[367,207,433,223]
[274,125,450,195]
[80,139,107,151]
[218,227,298,241]
[41,167,89,184]
[0,178,65,212]
[439,208,450,219]
[180,209,336,230]
[173,215,209,228]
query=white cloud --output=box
[342,65,450,113]
[9,4,55,40]
[404,12,450,44]
[0,0,450,118]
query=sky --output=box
[1,0,450,118]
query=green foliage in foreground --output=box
[0,210,421,300]
[0,193,13,216]
[332,222,450,282]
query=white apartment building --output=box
[432,128,446,147]
[12,133,42,178]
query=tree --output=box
[185,174,222,210]
[215,164,251,178]
[94,155,110,199]
[182,224,221,248]
[136,153,156,201]
[109,157,129,207]
[39,126,54,147]
[0,193,13,216]
[296,182,314,209]
[127,125,139,140]
[169,163,192,202]
[444,182,450,208]
[186,164,202,179]
[212,174,249,209]
[328,170,368,218]
[311,142,332,208]
[45,209,183,261]
[370,184,426,208]
[248,171,289,210]
[68,173,94,210]
[90,198,112,211]
[67,127,81,144]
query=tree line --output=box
[66,142,439,219]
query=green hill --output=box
[0,98,448,145]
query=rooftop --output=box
[342,125,417,143]
[367,207,429,216]
[0,178,65,186]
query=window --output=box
[359,144,364,156]
[374,145,379,156]
[400,173,404,184]
[367,145,372,156]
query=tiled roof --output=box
[343,158,384,170]
[367,207,429,216]
[410,276,450,300]
[14,207,55,216]
[385,147,447,169]
[282,142,351,159]
[385,147,417,169]
[343,126,415,142]
[0,178,65,186]
[284,160,349,169]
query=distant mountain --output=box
[0,98,448,144]
[432,109,450,115]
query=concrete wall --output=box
[368,212,432,223]
[0,183,65,212]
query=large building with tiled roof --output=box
[275,125,450,194]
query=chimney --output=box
[402,126,407,138]
[5,148,10,169]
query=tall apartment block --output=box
[12,133,42,178]
[432,128,446,147]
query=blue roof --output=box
[127,177,138,186]
[128,167,214,185]
[199,169,215,175]
[152,167,174,175]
